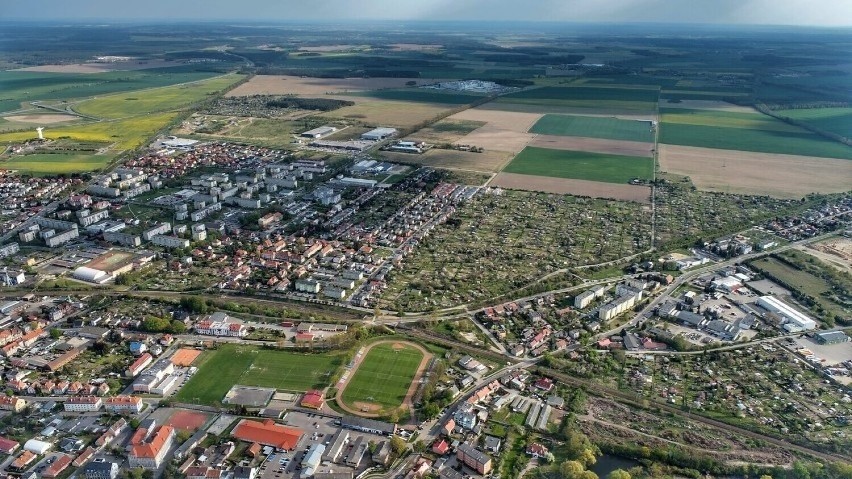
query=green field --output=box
[346,88,485,105]
[0,153,113,175]
[503,147,654,184]
[0,112,179,151]
[660,123,852,159]
[341,343,423,411]
[497,86,659,111]
[777,107,852,139]
[175,344,344,405]
[0,68,227,114]
[74,73,244,119]
[529,114,655,142]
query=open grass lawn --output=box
[529,114,655,142]
[74,73,244,119]
[341,343,423,411]
[777,107,852,139]
[0,153,113,175]
[175,344,344,405]
[503,146,654,184]
[346,88,486,105]
[0,68,226,114]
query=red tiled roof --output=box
[432,439,449,455]
[0,436,19,453]
[300,390,324,409]
[43,454,73,478]
[231,419,302,450]
[130,426,174,459]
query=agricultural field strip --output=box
[529,113,655,143]
[503,146,654,184]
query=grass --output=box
[341,343,423,411]
[0,68,228,114]
[74,73,244,119]
[175,344,344,405]
[0,153,113,175]
[777,107,852,139]
[529,114,655,142]
[503,146,654,184]
[661,108,800,132]
[0,112,179,151]
[750,255,848,322]
[346,88,486,105]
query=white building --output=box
[757,295,817,331]
[104,396,143,414]
[151,235,190,249]
[24,439,52,455]
[72,266,111,284]
[195,312,248,337]
[0,268,25,286]
[361,127,397,141]
[64,396,103,413]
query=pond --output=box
[589,453,641,477]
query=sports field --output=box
[175,344,343,405]
[529,114,655,142]
[74,73,244,119]
[340,343,424,412]
[503,147,654,184]
[777,107,852,139]
[0,153,113,175]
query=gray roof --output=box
[340,416,395,435]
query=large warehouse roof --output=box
[72,266,110,284]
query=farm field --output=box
[490,172,651,203]
[319,100,457,128]
[776,107,852,139]
[0,68,226,114]
[0,112,179,150]
[174,344,343,405]
[345,88,485,105]
[0,153,113,175]
[503,147,654,184]
[225,75,431,97]
[408,119,485,143]
[660,100,757,113]
[380,148,511,173]
[454,125,534,153]
[73,73,244,119]
[530,135,653,157]
[660,108,852,159]
[497,86,659,112]
[340,342,425,413]
[529,114,655,142]
[448,108,543,132]
[658,144,852,198]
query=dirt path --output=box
[334,340,432,419]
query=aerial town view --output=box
[0,1,850,479]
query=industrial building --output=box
[72,266,111,284]
[756,295,817,331]
[301,126,337,139]
[814,330,849,345]
[360,127,397,141]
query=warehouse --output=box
[757,295,817,331]
[814,331,850,345]
[360,127,397,141]
[301,126,337,139]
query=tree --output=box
[49,328,62,339]
[412,440,426,453]
[607,470,631,479]
[389,436,407,455]
[169,320,187,334]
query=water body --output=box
[590,453,641,477]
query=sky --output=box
[4,0,852,27]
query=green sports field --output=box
[175,344,344,405]
[529,114,655,142]
[503,147,654,184]
[341,343,423,411]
